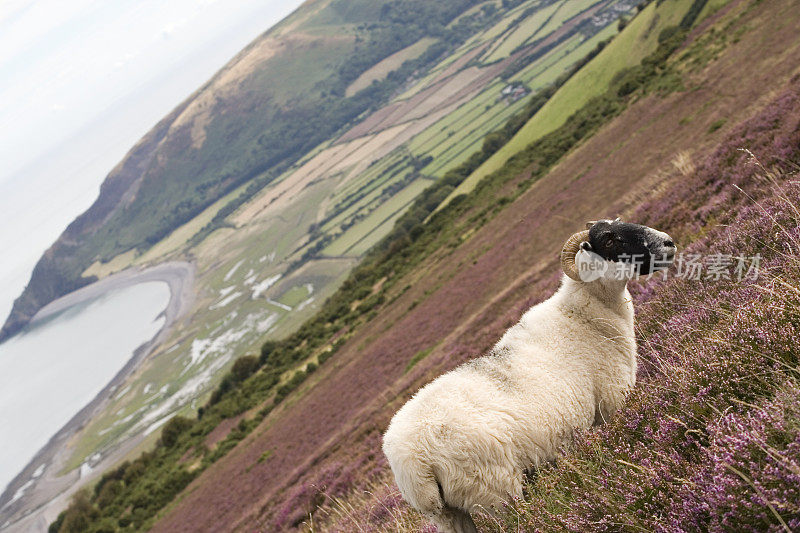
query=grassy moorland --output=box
[482,90,800,533]
[5,0,643,505]
[46,0,800,530]
[320,74,800,533]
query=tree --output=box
[231,355,260,382]
[160,416,193,448]
[57,490,98,533]
[260,340,279,364]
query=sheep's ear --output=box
[613,217,621,222]
[580,241,592,252]
[585,221,597,230]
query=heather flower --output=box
[305,62,800,533]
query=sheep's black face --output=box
[584,220,676,275]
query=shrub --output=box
[231,355,259,382]
[405,347,434,373]
[95,479,122,509]
[55,490,98,533]
[160,416,194,448]
[260,340,279,364]
[708,117,727,133]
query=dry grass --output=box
[82,249,138,279]
[346,38,437,97]
[671,150,696,176]
[232,138,366,225]
[168,36,285,149]
[304,474,433,533]
[233,122,415,227]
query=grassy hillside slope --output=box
[167,1,800,530]
[328,72,800,533]
[43,0,800,531]
[3,0,650,528]
[46,0,800,530]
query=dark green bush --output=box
[95,479,122,509]
[55,490,97,533]
[231,355,260,382]
[160,416,194,448]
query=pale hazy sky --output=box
[0,0,305,327]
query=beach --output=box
[0,261,194,532]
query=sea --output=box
[0,281,170,496]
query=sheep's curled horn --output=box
[561,229,591,281]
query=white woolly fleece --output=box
[383,274,636,530]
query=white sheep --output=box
[382,219,675,533]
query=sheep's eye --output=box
[605,237,615,247]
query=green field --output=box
[416,103,491,159]
[346,37,437,96]
[329,150,407,207]
[322,178,432,256]
[322,151,412,231]
[406,79,515,166]
[407,28,620,180]
[422,96,526,175]
[516,25,618,91]
[531,0,601,41]
[402,1,632,185]
[278,284,314,308]
[395,0,539,101]
[425,101,525,175]
[472,4,527,44]
[346,201,416,256]
[443,0,697,204]
[408,80,504,152]
[321,164,416,235]
[483,0,565,62]
[511,33,583,85]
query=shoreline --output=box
[0,261,195,532]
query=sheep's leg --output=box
[431,505,478,533]
[595,389,628,426]
[593,407,606,426]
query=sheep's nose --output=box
[664,239,675,248]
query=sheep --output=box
[382,219,676,533]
